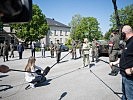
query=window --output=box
[54,30,57,36]
[65,31,68,36]
[65,38,68,42]
[60,30,63,36]
[60,38,62,43]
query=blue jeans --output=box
[41,49,45,57]
[122,76,133,100]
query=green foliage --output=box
[68,14,82,40]
[69,15,102,42]
[65,38,72,45]
[110,4,133,29]
[35,47,41,52]
[11,4,49,43]
[104,28,114,40]
[104,4,133,40]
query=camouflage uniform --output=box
[82,38,90,67]
[71,40,77,59]
[49,41,55,58]
[108,32,120,76]
[91,39,98,62]
[9,43,14,58]
[55,40,62,63]
[78,41,83,58]
[2,41,9,62]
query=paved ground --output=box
[0,49,122,100]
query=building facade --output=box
[40,18,71,46]
[0,25,18,45]
[0,18,71,47]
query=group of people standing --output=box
[30,40,62,64]
[109,25,133,100]
[0,41,24,62]
[71,38,98,68]
[0,41,15,62]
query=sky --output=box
[33,0,133,34]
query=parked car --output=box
[61,44,69,52]
[96,40,109,56]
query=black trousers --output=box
[19,52,22,59]
[56,51,61,63]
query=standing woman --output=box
[40,42,45,58]
[82,38,90,67]
[25,56,45,88]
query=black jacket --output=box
[120,36,133,78]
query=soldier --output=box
[9,43,14,58]
[91,38,98,62]
[71,40,77,59]
[78,40,83,58]
[49,41,55,58]
[108,30,120,76]
[55,40,62,63]
[82,38,90,67]
[2,41,9,62]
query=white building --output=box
[41,18,71,46]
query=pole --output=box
[112,0,121,29]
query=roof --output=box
[46,18,70,28]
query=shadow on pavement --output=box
[0,85,13,92]
[59,60,69,63]
[35,79,52,88]
[50,68,81,80]
[58,92,67,100]
[0,75,9,78]
[90,63,95,68]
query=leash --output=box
[0,51,71,99]
[43,51,72,76]
[90,69,121,99]
[99,59,125,72]
[2,51,71,75]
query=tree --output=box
[104,4,133,40]
[112,0,120,29]
[68,14,82,39]
[11,4,49,43]
[110,4,133,29]
[104,28,114,40]
[70,16,102,41]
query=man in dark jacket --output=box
[110,25,133,100]
[17,42,24,59]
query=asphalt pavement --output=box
[0,49,122,100]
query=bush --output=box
[35,47,41,52]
